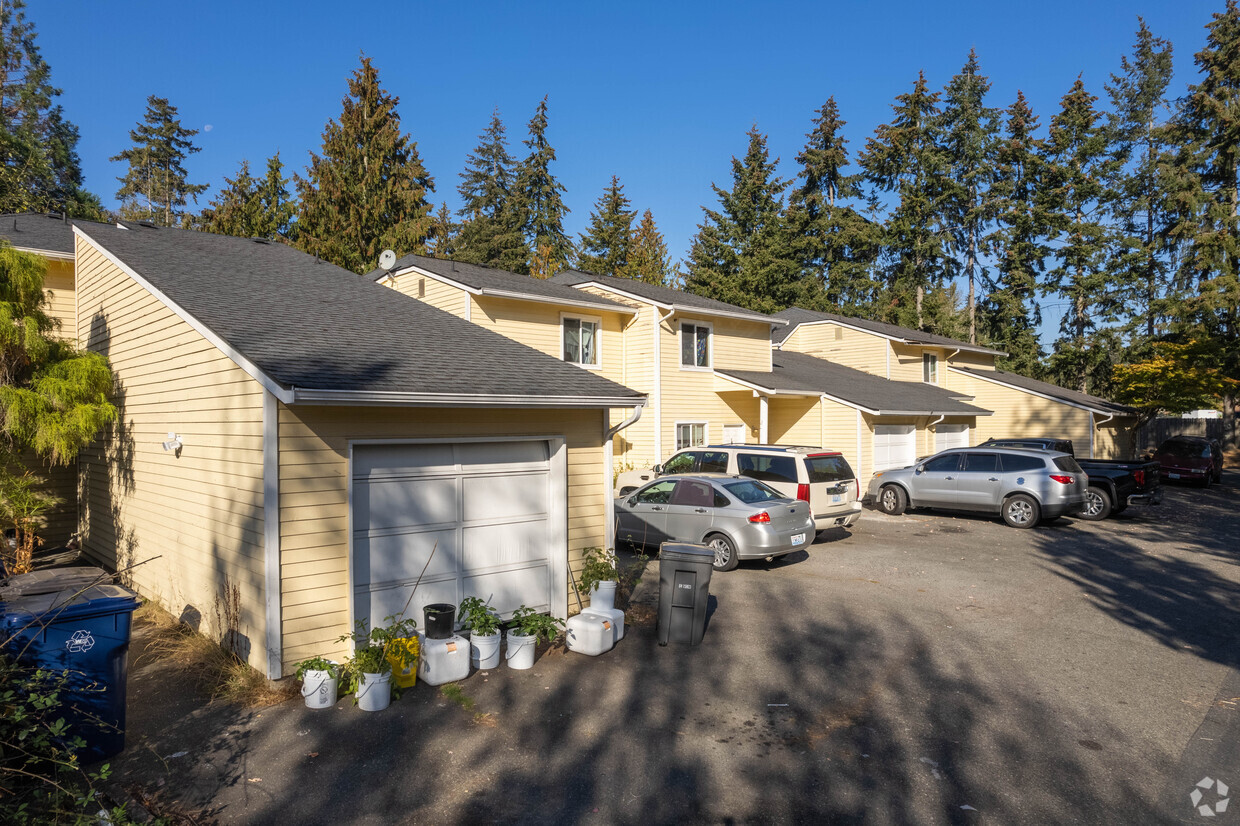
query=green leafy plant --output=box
[293,656,338,680]
[0,470,61,575]
[508,605,565,644]
[576,546,619,596]
[458,596,500,636]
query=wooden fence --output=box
[1136,417,1225,453]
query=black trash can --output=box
[657,542,714,646]
[423,603,456,639]
[2,579,140,762]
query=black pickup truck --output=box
[979,438,1163,520]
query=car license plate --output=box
[831,494,842,503]
[1169,473,1180,479]
[791,532,806,545]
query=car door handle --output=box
[694,508,708,513]
[988,477,998,481]
[945,475,954,480]
[651,506,664,511]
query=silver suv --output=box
[866,447,1087,528]
[618,444,862,531]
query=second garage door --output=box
[350,439,566,633]
[873,424,916,471]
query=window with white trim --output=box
[562,316,600,367]
[676,422,707,450]
[680,322,711,368]
[923,353,938,384]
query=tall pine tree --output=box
[455,108,528,271]
[0,0,102,218]
[625,208,674,286]
[937,50,1001,344]
[295,56,435,274]
[684,126,796,313]
[1038,77,1118,393]
[860,71,950,330]
[985,91,1047,376]
[577,176,635,276]
[201,153,294,241]
[111,95,208,227]
[786,97,880,313]
[512,97,573,276]
[1173,0,1240,445]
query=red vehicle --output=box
[1152,436,1224,487]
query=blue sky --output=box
[35,0,1225,328]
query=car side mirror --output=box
[915,464,925,474]
[652,464,662,474]
[627,496,638,508]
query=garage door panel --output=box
[355,477,458,531]
[874,425,916,471]
[356,528,458,586]
[462,472,549,522]
[355,575,459,631]
[936,424,970,452]
[462,519,550,568]
[463,566,549,618]
[455,440,548,468]
[355,443,455,475]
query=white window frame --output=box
[679,320,713,370]
[561,313,602,370]
[923,353,938,385]
[675,421,708,450]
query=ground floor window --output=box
[676,422,706,450]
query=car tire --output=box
[877,485,908,516]
[1078,486,1112,521]
[707,533,740,572]
[1002,493,1040,529]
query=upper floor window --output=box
[923,353,938,384]
[681,322,711,368]
[563,316,600,367]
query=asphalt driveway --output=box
[112,474,1240,824]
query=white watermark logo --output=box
[1191,777,1230,818]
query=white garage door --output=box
[351,440,564,633]
[874,425,916,471]
[935,423,970,452]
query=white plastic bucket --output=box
[471,631,502,669]
[356,671,392,712]
[505,631,536,670]
[591,581,617,610]
[300,667,338,709]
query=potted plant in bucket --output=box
[295,656,339,709]
[577,547,619,610]
[373,615,419,690]
[505,605,565,670]
[339,621,397,712]
[459,596,501,669]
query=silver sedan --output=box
[614,474,814,571]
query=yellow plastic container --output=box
[386,636,420,688]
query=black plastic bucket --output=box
[423,603,456,639]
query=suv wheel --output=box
[707,533,740,572]
[1002,493,1040,529]
[1078,486,1112,521]
[877,485,907,516]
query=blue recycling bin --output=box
[2,579,140,762]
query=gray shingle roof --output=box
[951,366,1135,416]
[366,254,632,312]
[1,212,93,255]
[550,270,783,325]
[76,223,645,404]
[772,306,1004,355]
[719,351,991,416]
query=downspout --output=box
[1091,411,1115,459]
[653,307,675,460]
[856,407,864,481]
[927,414,945,454]
[604,402,645,548]
[944,349,959,387]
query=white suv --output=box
[617,445,862,532]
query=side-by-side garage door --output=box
[873,424,916,471]
[935,423,970,452]
[350,439,567,634]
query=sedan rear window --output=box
[806,455,854,483]
[738,454,798,484]
[722,479,784,504]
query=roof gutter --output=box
[480,287,637,315]
[606,400,644,440]
[12,246,74,261]
[288,388,648,408]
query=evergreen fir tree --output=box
[936,50,1001,344]
[454,109,529,272]
[985,91,1047,376]
[1037,77,1119,393]
[0,0,102,217]
[786,97,880,313]
[201,153,294,241]
[1105,18,1175,347]
[428,202,457,257]
[1173,0,1240,445]
[625,209,673,286]
[253,152,295,241]
[684,126,796,313]
[111,95,208,227]
[859,71,949,330]
[512,97,573,274]
[295,56,435,274]
[577,176,635,276]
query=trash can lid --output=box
[2,583,139,626]
[659,542,715,563]
[0,566,110,597]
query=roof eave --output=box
[479,287,637,315]
[288,389,648,408]
[12,245,73,261]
